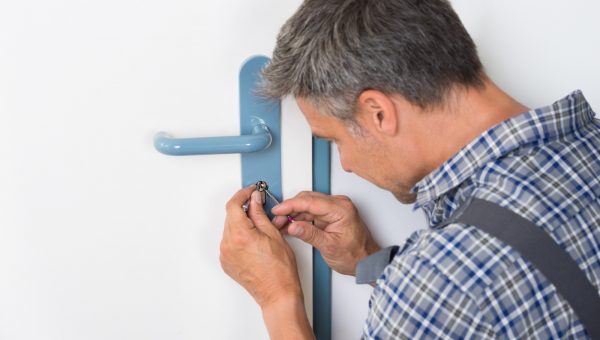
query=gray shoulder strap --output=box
[452,198,600,339]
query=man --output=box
[220,0,600,338]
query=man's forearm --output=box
[261,295,315,340]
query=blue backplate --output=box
[240,56,282,218]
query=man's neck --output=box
[420,78,529,178]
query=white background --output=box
[2,1,600,339]
[331,1,600,338]
[0,1,311,339]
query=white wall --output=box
[0,1,309,339]
[331,1,600,339]
[2,1,599,339]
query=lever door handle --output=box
[154,122,272,156]
[153,55,283,217]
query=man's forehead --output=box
[295,97,316,115]
[295,97,324,123]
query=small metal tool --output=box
[264,189,295,223]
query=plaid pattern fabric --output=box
[363,90,600,339]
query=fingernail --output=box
[252,191,261,203]
[291,225,304,236]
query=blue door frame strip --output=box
[312,137,332,340]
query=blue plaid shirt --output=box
[363,90,600,339]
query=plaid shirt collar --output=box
[412,90,595,222]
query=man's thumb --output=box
[248,191,276,234]
[288,221,325,248]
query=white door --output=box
[330,1,600,338]
[0,1,310,339]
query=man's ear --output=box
[356,90,398,136]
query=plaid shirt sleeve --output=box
[363,252,496,339]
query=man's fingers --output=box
[271,191,336,218]
[287,221,326,249]
[248,191,279,238]
[272,215,290,229]
[226,185,255,214]
[223,186,256,234]
[291,212,315,222]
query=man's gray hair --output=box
[259,0,484,121]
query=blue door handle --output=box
[153,55,283,218]
[154,122,272,156]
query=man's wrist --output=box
[366,239,382,256]
[349,239,381,276]
[261,293,314,340]
[261,292,303,314]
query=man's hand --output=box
[220,186,314,340]
[220,185,302,307]
[271,191,380,276]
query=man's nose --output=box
[337,146,352,173]
[340,158,352,173]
